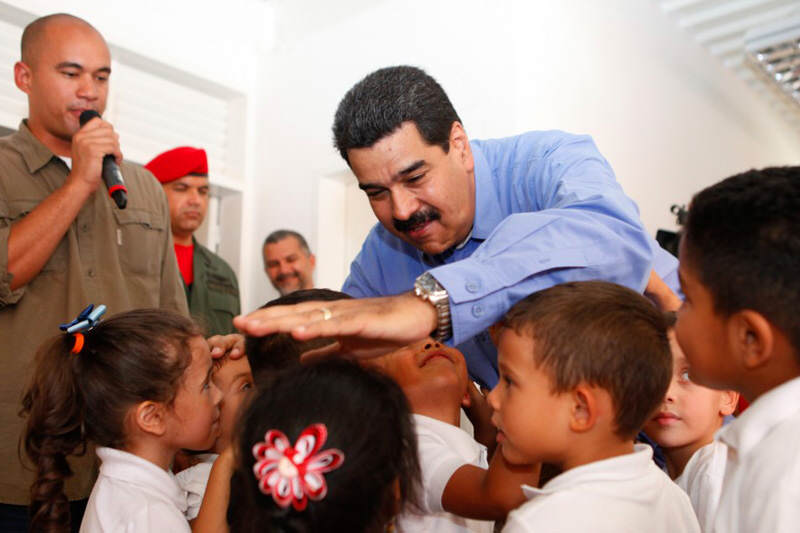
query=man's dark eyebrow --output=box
[398,160,425,176]
[55,62,111,75]
[357,160,427,191]
[55,61,83,70]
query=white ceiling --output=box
[658,0,800,128]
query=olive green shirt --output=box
[186,237,240,336]
[0,121,188,504]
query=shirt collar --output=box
[716,376,800,457]
[96,446,188,512]
[470,141,504,240]
[521,444,654,498]
[10,120,60,174]
[412,413,486,462]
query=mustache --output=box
[393,209,441,233]
[276,272,299,282]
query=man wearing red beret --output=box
[146,146,240,336]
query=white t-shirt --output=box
[174,453,218,520]
[80,447,190,533]
[712,376,800,533]
[397,414,494,533]
[675,440,727,532]
[503,444,700,533]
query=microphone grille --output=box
[79,110,101,127]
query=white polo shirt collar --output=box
[716,376,800,457]
[521,443,653,498]
[96,446,188,513]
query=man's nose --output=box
[76,73,99,100]
[187,189,202,205]
[391,188,419,221]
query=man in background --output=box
[0,14,187,530]
[146,146,240,335]
[262,229,316,295]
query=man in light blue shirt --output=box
[236,66,678,387]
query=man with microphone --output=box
[0,14,186,530]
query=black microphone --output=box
[78,110,127,209]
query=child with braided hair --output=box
[21,306,222,532]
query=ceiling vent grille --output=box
[659,0,800,128]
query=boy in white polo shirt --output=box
[674,167,800,533]
[364,338,540,532]
[488,281,700,533]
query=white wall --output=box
[247,0,800,309]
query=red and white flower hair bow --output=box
[252,423,345,511]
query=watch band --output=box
[414,272,452,342]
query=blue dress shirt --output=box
[342,130,679,388]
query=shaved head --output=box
[21,13,102,66]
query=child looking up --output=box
[364,338,539,532]
[21,307,222,533]
[675,167,800,533]
[643,314,738,531]
[489,281,700,532]
[227,359,421,533]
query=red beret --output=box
[145,147,208,184]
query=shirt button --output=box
[88,268,95,278]
[81,223,89,233]
[472,304,484,317]
[466,280,481,293]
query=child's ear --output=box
[729,310,774,370]
[569,385,598,433]
[719,390,739,417]
[133,401,168,437]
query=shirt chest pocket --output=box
[1,199,67,272]
[112,207,166,276]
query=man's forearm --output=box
[7,179,92,290]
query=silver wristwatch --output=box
[414,272,452,342]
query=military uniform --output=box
[146,146,241,337]
[186,237,240,336]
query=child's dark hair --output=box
[502,281,672,438]
[683,166,800,357]
[228,359,420,533]
[20,308,201,533]
[245,289,351,384]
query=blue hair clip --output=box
[59,304,107,334]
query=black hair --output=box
[228,359,420,533]
[332,65,462,164]
[683,166,800,357]
[503,281,672,438]
[245,289,351,386]
[21,308,200,532]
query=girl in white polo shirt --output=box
[21,306,222,533]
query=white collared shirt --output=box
[503,444,699,533]
[397,414,493,533]
[174,453,218,520]
[80,447,190,533]
[712,376,800,533]
[676,440,727,532]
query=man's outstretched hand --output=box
[232,292,438,359]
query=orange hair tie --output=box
[71,333,85,354]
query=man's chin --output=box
[397,233,452,256]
